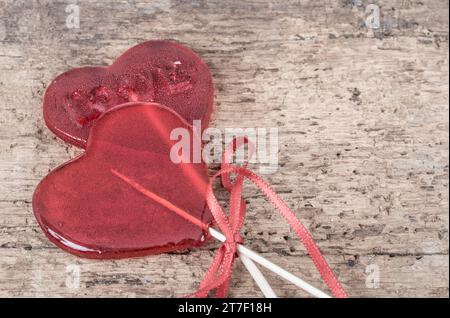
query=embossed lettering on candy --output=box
[43,40,214,148]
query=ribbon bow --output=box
[192,138,348,298]
[112,138,347,298]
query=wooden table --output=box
[0,0,448,297]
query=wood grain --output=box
[0,0,448,297]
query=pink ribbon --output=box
[192,137,348,298]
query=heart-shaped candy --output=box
[44,40,214,148]
[33,102,213,259]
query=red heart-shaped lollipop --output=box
[44,40,214,148]
[33,102,213,259]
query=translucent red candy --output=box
[33,102,213,259]
[43,40,214,148]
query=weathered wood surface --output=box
[0,0,448,297]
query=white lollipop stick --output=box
[239,253,277,298]
[209,228,330,298]
[112,169,330,298]
[207,227,277,298]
